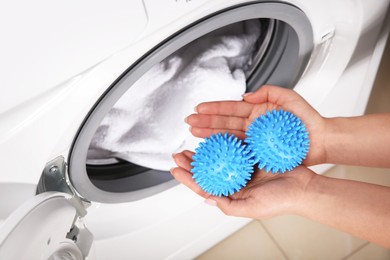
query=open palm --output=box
[171,150,316,219]
[186,85,326,166]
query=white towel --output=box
[88,20,261,170]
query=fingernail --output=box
[172,153,177,158]
[170,167,176,174]
[184,117,188,124]
[194,106,198,112]
[204,199,217,206]
[242,92,253,97]
[189,126,192,132]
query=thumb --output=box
[207,196,251,218]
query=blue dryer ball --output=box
[245,109,310,173]
[191,133,254,197]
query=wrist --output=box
[304,115,329,166]
[293,171,328,218]
[322,117,346,165]
[321,117,333,165]
[284,166,320,216]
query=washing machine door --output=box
[0,192,93,260]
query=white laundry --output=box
[88,20,262,170]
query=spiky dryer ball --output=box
[190,133,254,197]
[245,109,310,173]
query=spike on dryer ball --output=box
[245,109,310,173]
[190,133,254,197]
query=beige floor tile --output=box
[261,215,367,260]
[344,243,390,260]
[196,221,287,260]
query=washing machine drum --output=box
[68,2,313,204]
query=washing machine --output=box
[0,0,389,259]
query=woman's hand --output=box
[171,150,316,219]
[171,151,390,248]
[185,85,327,166]
[173,85,390,247]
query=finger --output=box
[182,150,195,160]
[210,196,253,218]
[170,167,209,198]
[190,127,247,140]
[196,101,254,118]
[186,114,250,131]
[172,152,193,172]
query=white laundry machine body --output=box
[0,0,389,259]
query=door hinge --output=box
[37,156,90,217]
